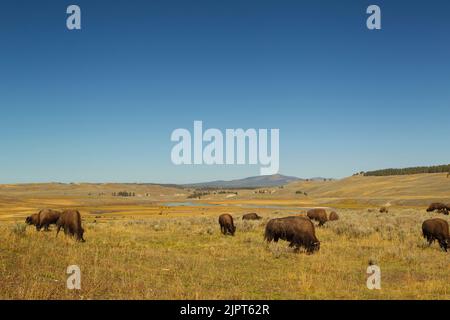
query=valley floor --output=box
[0,202,449,299]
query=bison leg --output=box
[423,232,433,245]
[438,239,448,252]
[56,225,62,237]
[76,232,85,242]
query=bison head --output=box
[25,216,33,225]
[311,241,320,252]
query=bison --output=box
[242,213,262,220]
[264,216,320,253]
[56,210,85,242]
[426,203,449,215]
[25,213,40,230]
[379,207,389,213]
[307,208,328,226]
[219,214,236,236]
[36,209,61,231]
[422,218,449,252]
[328,211,339,221]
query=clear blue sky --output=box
[0,0,449,184]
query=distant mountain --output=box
[184,174,303,189]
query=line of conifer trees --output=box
[363,164,450,176]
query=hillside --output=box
[184,174,303,188]
[285,173,450,206]
[0,173,449,213]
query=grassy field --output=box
[0,206,449,299]
[0,177,449,300]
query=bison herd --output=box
[22,202,449,253]
[219,208,336,254]
[218,203,450,254]
[25,209,85,242]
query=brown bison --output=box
[307,208,328,226]
[426,203,449,215]
[25,213,40,230]
[328,211,339,221]
[36,209,61,231]
[264,216,320,253]
[56,210,85,242]
[379,207,389,213]
[422,218,449,252]
[219,214,236,236]
[242,213,262,220]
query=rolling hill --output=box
[183,174,303,188]
[284,173,450,206]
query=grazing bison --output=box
[265,216,320,253]
[25,214,40,230]
[328,211,339,221]
[242,213,262,220]
[36,209,61,231]
[422,218,449,252]
[219,214,236,236]
[56,210,85,242]
[379,207,389,213]
[426,203,449,215]
[307,208,328,226]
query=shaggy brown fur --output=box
[307,208,328,226]
[426,203,449,215]
[422,218,449,252]
[328,211,339,221]
[242,213,262,220]
[264,216,320,253]
[56,210,85,242]
[25,214,40,230]
[36,209,61,231]
[219,214,236,236]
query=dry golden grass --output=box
[0,206,448,300]
[0,177,449,300]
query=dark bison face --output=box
[230,225,236,235]
[426,207,433,212]
[25,216,32,225]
